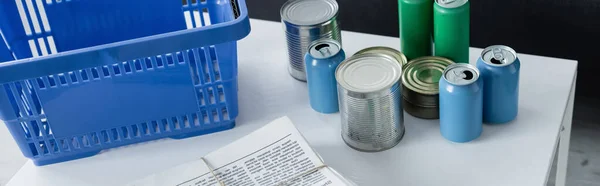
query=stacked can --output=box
[476,45,521,124]
[402,57,454,119]
[304,39,346,113]
[439,63,483,142]
[398,0,433,60]
[281,0,342,81]
[433,0,470,63]
[353,47,408,69]
[336,53,405,152]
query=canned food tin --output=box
[439,63,483,142]
[305,39,346,113]
[281,0,342,81]
[353,46,408,68]
[476,45,521,124]
[401,56,454,119]
[336,53,405,152]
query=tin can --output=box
[439,63,483,142]
[353,46,408,69]
[281,0,342,81]
[476,45,521,124]
[336,53,404,152]
[304,39,346,113]
[433,0,470,63]
[401,56,454,119]
[399,0,433,60]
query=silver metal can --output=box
[401,56,454,119]
[353,46,408,69]
[336,53,405,152]
[281,0,342,81]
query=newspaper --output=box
[126,116,355,186]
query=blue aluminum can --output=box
[476,45,521,124]
[304,39,346,113]
[439,63,483,142]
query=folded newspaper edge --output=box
[126,116,357,186]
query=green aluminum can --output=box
[433,0,470,63]
[399,0,433,61]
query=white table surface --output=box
[5,19,578,186]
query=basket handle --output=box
[0,0,250,84]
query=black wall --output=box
[247,0,600,121]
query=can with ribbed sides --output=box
[281,0,342,81]
[336,53,405,152]
[439,63,483,142]
[304,39,346,114]
[476,45,521,124]
[433,0,470,63]
[353,46,408,69]
[401,56,454,119]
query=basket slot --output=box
[149,56,159,70]
[217,85,225,103]
[155,55,165,68]
[186,50,200,85]
[221,106,229,120]
[205,46,221,81]
[170,117,180,130]
[182,115,191,129]
[161,119,170,132]
[122,61,132,74]
[201,110,209,124]
[28,143,38,156]
[191,48,205,85]
[202,47,214,83]
[122,126,130,139]
[90,133,100,146]
[100,130,109,143]
[192,113,200,127]
[211,109,220,122]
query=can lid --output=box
[281,0,339,26]
[353,47,408,68]
[308,39,341,59]
[435,0,468,8]
[336,53,402,93]
[402,56,454,95]
[481,45,518,67]
[443,63,480,86]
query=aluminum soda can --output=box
[401,56,454,119]
[439,63,483,142]
[476,45,521,124]
[336,53,404,152]
[399,0,433,60]
[433,0,470,63]
[304,39,346,113]
[281,0,342,81]
[353,46,408,69]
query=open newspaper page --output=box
[127,116,354,186]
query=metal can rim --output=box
[435,0,469,8]
[336,53,403,94]
[442,63,481,86]
[280,0,339,27]
[307,38,342,59]
[402,56,454,95]
[353,46,408,68]
[480,45,518,67]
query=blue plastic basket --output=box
[0,0,250,166]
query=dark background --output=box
[247,0,600,123]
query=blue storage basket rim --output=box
[0,0,250,84]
